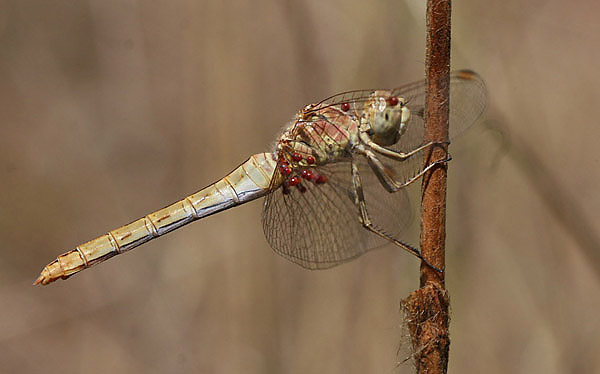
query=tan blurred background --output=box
[1,0,599,373]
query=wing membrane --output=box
[262,157,412,269]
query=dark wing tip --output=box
[454,69,481,81]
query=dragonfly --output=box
[35,70,486,285]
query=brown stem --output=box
[403,1,452,373]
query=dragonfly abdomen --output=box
[35,152,278,285]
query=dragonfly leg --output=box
[350,161,444,273]
[361,149,451,193]
[359,132,449,161]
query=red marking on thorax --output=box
[310,119,351,144]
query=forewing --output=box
[314,89,378,110]
[391,69,488,152]
[380,70,487,188]
[308,70,486,148]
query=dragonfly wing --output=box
[262,71,485,269]
[392,69,488,151]
[310,70,486,148]
[262,157,413,269]
[378,70,488,187]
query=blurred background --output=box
[1,0,599,373]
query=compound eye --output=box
[387,96,399,107]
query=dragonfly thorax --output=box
[362,92,409,147]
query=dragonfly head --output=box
[363,92,409,146]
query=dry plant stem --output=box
[403,283,450,372]
[404,0,452,373]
